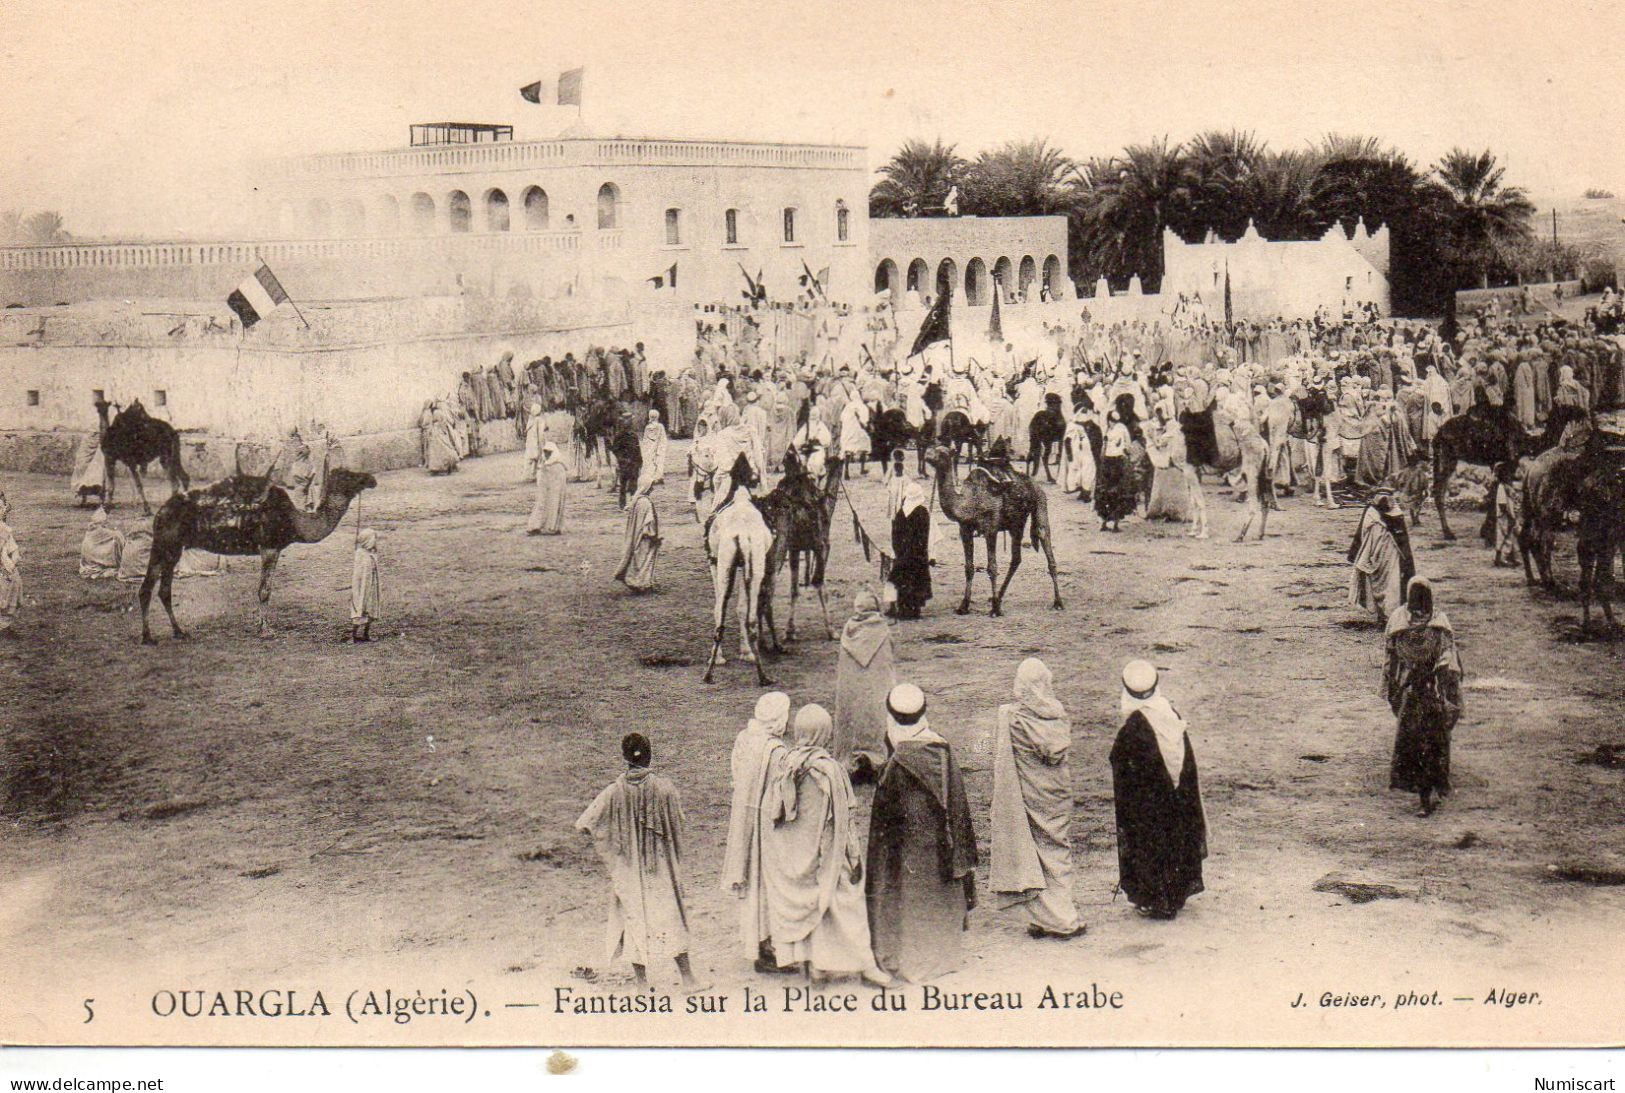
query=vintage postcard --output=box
[2,0,1624,1053]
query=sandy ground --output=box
[3,443,1624,1047]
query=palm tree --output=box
[1246,149,1327,239]
[869,138,968,218]
[1430,148,1535,288]
[962,138,1078,217]
[1071,138,1189,291]
[1181,129,1265,241]
[22,210,69,244]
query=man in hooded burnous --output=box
[865,684,977,983]
[1110,660,1207,921]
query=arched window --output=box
[1043,254,1064,297]
[1018,256,1037,298]
[447,191,472,233]
[306,198,330,237]
[597,183,620,230]
[965,257,988,306]
[664,207,682,246]
[409,192,436,234]
[724,208,739,245]
[523,186,550,230]
[782,207,796,244]
[836,200,850,242]
[936,257,958,299]
[906,258,928,294]
[874,259,899,302]
[485,189,510,232]
[993,256,1014,298]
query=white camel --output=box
[703,452,774,686]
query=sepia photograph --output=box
[2,0,1624,1059]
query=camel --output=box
[703,452,774,685]
[868,408,924,476]
[1026,394,1067,481]
[1431,404,1586,541]
[138,468,376,644]
[1576,462,1625,636]
[758,450,843,649]
[97,398,191,514]
[924,445,1063,617]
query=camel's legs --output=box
[130,464,152,516]
[993,532,1023,616]
[984,530,1001,616]
[1434,458,1458,540]
[1480,479,1498,545]
[1037,526,1064,610]
[103,456,117,509]
[955,524,976,615]
[744,555,772,686]
[735,561,755,660]
[704,555,736,682]
[158,561,186,639]
[256,548,280,637]
[138,566,158,645]
[785,551,799,643]
[814,562,834,641]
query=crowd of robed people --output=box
[575,645,1208,990]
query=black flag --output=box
[909,285,952,357]
[647,262,678,289]
[520,81,543,103]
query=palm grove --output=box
[870,133,1599,316]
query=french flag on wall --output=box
[226,264,291,329]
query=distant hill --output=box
[1557,193,1625,264]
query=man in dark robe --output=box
[865,684,977,983]
[1110,660,1207,920]
[888,479,931,619]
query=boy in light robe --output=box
[575,733,709,991]
[613,474,661,593]
[527,442,567,535]
[349,528,381,643]
[990,659,1086,938]
[721,692,796,973]
[763,705,892,985]
[0,493,19,636]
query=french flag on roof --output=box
[226,263,290,329]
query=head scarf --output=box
[750,690,791,737]
[1012,657,1065,721]
[634,471,656,496]
[1119,660,1189,783]
[840,589,891,668]
[898,477,928,517]
[356,528,377,552]
[541,441,564,466]
[791,703,834,754]
[90,507,108,527]
[1387,575,1453,636]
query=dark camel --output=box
[1576,462,1625,636]
[138,468,377,644]
[758,450,843,649]
[1026,394,1067,481]
[924,444,1063,617]
[97,398,190,515]
[1431,404,1586,541]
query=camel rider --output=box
[974,437,1018,494]
[794,401,834,479]
[264,426,329,512]
[945,368,990,427]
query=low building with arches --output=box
[869,215,1072,309]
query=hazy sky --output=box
[2,0,1621,237]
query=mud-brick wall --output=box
[0,301,694,477]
